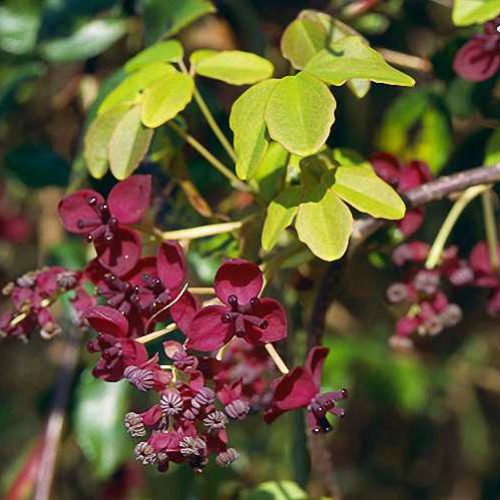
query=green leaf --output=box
[280,10,372,98]
[141,71,194,128]
[304,36,415,87]
[280,15,329,69]
[40,20,126,63]
[262,186,301,251]
[254,142,289,201]
[376,90,452,174]
[265,72,336,156]
[485,128,500,166]
[330,165,406,219]
[192,50,274,85]
[84,105,129,179]
[108,106,153,179]
[452,0,500,26]
[229,79,278,180]
[296,181,353,261]
[74,369,132,479]
[99,63,175,114]
[124,40,184,72]
[242,480,308,500]
[163,0,215,37]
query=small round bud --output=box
[216,448,240,467]
[228,295,238,307]
[160,389,183,416]
[203,411,228,431]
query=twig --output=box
[352,164,500,246]
[481,189,499,272]
[161,220,244,241]
[34,327,82,500]
[377,48,432,73]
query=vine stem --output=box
[136,323,178,344]
[193,88,237,162]
[34,327,81,500]
[265,343,290,374]
[168,122,248,192]
[425,185,489,269]
[481,189,499,272]
[188,287,215,295]
[160,220,244,241]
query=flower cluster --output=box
[1,267,91,341]
[0,175,348,472]
[370,153,433,236]
[386,239,500,349]
[453,17,500,82]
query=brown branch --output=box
[352,163,500,247]
[34,327,82,500]
[305,163,500,498]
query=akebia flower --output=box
[264,347,348,433]
[370,153,432,236]
[58,175,152,276]
[85,306,149,381]
[453,17,500,82]
[186,259,287,352]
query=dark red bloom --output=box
[469,241,500,316]
[264,347,347,433]
[86,242,196,338]
[186,259,287,352]
[453,18,500,82]
[85,306,149,381]
[58,176,151,276]
[370,153,432,236]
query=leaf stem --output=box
[425,185,489,270]
[481,189,499,272]
[188,287,215,295]
[160,220,244,240]
[137,323,178,344]
[265,343,290,375]
[168,122,248,192]
[193,88,237,162]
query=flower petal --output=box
[170,291,198,332]
[185,305,233,352]
[369,152,400,186]
[245,298,287,344]
[157,241,186,290]
[85,305,129,336]
[453,38,500,82]
[125,256,157,286]
[272,367,317,410]
[107,175,152,224]
[305,346,329,388]
[58,189,104,234]
[398,208,424,237]
[95,226,142,276]
[214,259,263,305]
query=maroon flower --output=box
[58,176,151,276]
[469,241,500,316]
[264,347,348,433]
[85,306,149,381]
[453,18,500,82]
[186,259,287,352]
[86,242,197,338]
[370,153,432,236]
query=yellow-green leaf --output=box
[262,186,301,251]
[141,71,194,128]
[485,128,500,166]
[84,105,129,179]
[304,36,415,87]
[108,106,153,180]
[254,142,289,201]
[452,0,500,26]
[193,50,274,85]
[99,63,175,114]
[331,166,406,219]
[124,40,184,73]
[296,183,353,261]
[265,72,336,156]
[229,79,278,180]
